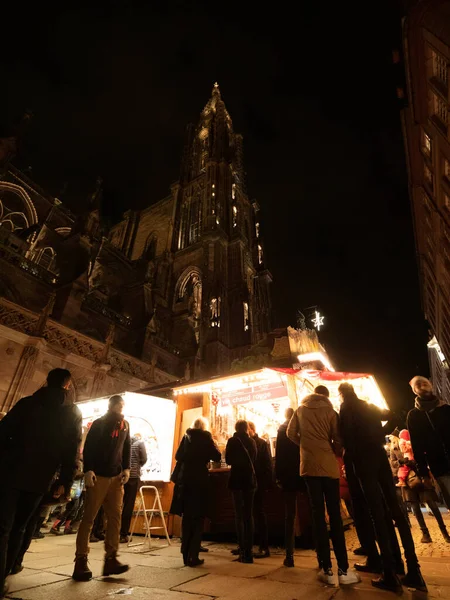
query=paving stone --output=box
[174,574,337,600]
[7,571,68,593]
[8,578,124,600]
[111,565,204,590]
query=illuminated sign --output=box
[220,382,287,407]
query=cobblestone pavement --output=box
[5,513,450,600]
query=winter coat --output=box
[0,387,82,494]
[225,432,257,490]
[130,437,147,479]
[407,397,450,479]
[287,394,342,479]
[339,396,391,466]
[253,434,273,490]
[83,412,131,477]
[275,420,304,491]
[170,428,221,518]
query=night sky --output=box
[1,2,429,411]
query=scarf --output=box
[415,394,440,412]
[105,412,125,438]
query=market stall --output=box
[172,366,389,542]
[77,392,177,535]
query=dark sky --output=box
[1,2,429,410]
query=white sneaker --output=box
[318,569,338,586]
[338,568,361,586]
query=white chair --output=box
[128,485,171,550]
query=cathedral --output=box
[0,84,272,409]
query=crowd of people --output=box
[1,369,450,597]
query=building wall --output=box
[403,1,450,401]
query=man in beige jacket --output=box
[287,385,359,587]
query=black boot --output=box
[103,555,129,576]
[371,572,402,593]
[420,529,432,543]
[254,548,270,559]
[72,556,92,582]
[401,566,427,592]
[355,559,382,574]
[241,551,254,564]
[283,554,294,567]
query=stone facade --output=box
[401,1,450,402]
[0,84,272,407]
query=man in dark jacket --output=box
[275,407,305,567]
[0,368,81,599]
[73,395,131,582]
[248,422,272,558]
[120,433,147,543]
[225,420,257,564]
[339,383,426,593]
[407,376,450,508]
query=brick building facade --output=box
[0,84,272,409]
[402,0,450,402]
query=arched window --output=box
[36,247,57,272]
[143,235,157,261]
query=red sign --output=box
[220,382,287,407]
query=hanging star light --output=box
[311,310,325,331]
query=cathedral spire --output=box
[212,81,221,98]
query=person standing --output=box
[287,386,359,586]
[275,407,305,567]
[120,433,147,543]
[225,420,257,564]
[339,382,426,593]
[72,395,131,582]
[170,417,221,566]
[0,368,81,599]
[248,422,272,558]
[397,429,450,544]
[407,376,450,508]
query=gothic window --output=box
[210,296,221,327]
[143,235,157,260]
[232,183,236,200]
[258,244,263,265]
[189,199,201,244]
[0,183,38,233]
[232,205,238,228]
[36,247,57,272]
[255,222,260,238]
[178,198,202,250]
[243,302,249,331]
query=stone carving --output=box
[44,322,103,362]
[109,348,151,380]
[0,301,38,335]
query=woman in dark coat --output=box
[225,420,257,564]
[170,417,221,567]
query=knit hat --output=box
[399,429,410,442]
[409,376,430,390]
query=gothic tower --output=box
[170,83,272,374]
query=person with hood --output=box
[287,385,359,587]
[339,382,426,593]
[407,376,450,509]
[170,417,220,566]
[72,395,131,582]
[225,420,257,564]
[120,433,147,543]
[275,407,306,567]
[248,421,273,558]
[0,368,82,599]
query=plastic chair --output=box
[128,485,171,550]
